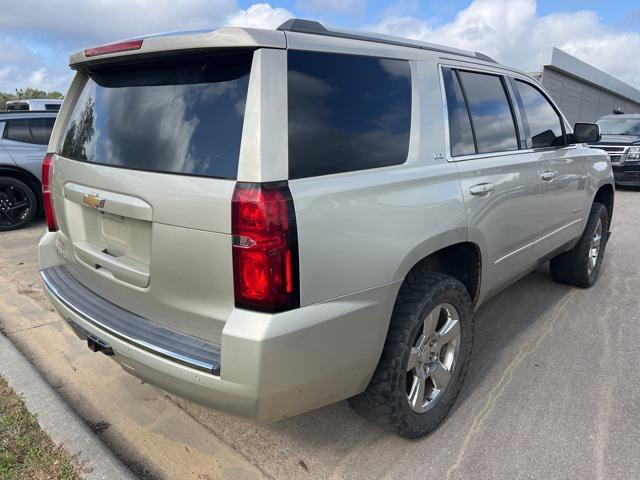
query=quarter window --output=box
[287,51,412,179]
[514,80,565,149]
[457,71,519,154]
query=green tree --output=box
[22,88,47,99]
[0,88,65,109]
[61,98,95,161]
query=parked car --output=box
[591,114,640,186]
[5,99,62,111]
[38,19,614,438]
[0,111,57,230]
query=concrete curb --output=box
[0,332,136,480]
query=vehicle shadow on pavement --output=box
[5,205,631,480]
[454,264,572,409]
[207,263,585,479]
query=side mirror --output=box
[572,123,601,143]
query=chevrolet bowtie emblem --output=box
[83,193,105,209]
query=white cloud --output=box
[368,0,640,89]
[296,0,366,14]
[0,37,72,93]
[2,0,640,94]
[225,3,293,28]
[0,1,294,93]
[0,0,238,44]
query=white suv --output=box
[39,19,613,438]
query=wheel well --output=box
[0,166,42,211]
[594,184,614,221]
[409,242,481,305]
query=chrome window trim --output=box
[439,63,576,163]
[448,146,578,163]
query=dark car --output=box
[591,114,640,187]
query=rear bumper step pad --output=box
[41,265,221,375]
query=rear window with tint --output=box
[6,103,28,111]
[59,52,253,179]
[287,51,412,179]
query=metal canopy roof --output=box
[543,47,640,105]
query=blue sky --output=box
[1,0,640,93]
[235,0,639,26]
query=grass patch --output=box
[0,375,83,479]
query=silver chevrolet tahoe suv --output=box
[39,19,614,438]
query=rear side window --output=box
[29,117,56,145]
[457,71,518,154]
[59,51,253,179]
[514,80,565,149]
[287,51,412,179]
[6,103,28,111]
[45,104,61,111]
[3,120,33,143]
[443,69,475,157]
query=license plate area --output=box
[62,183,152,288]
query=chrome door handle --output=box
[541,171,559,181]
[469,183,495,196]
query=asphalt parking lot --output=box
[1,190,639,480]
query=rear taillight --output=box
[42,153,58,232]
[84,39,143,57]
[232,182,299,313]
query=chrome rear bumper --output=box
[41,266,221,374]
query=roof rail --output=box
[277,19,497,63]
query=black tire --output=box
[0,176,37,232]
[549,202,609,288]
[349,270,473,439]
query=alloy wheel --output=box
[406,302,461,413]
[588,218,603,275]
[0,181,32,229]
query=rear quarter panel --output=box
[2,139,47,181]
